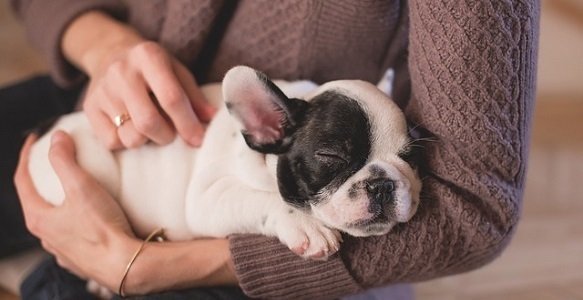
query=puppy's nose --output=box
[366,178,395,204]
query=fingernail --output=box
[51,131,64,145]
[189,135,202,147]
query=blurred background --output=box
[1,0,581,299]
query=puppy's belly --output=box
[28,113,198,240]
[116,139,198,240]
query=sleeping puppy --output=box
[28,66,421,260]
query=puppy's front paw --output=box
[275,211,342,260]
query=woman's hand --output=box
[14,132,238,294]
[62,11,216,149]
[14,132,136,288]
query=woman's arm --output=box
[119,238,237,295]
[11,1,215,149]
[9,0,126,87]
[14,132,237,296]
[60,10,143,79]
[226,0,540,298]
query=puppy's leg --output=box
[265,207,342,260]
[186,178,341,260]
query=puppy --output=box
[27,65,421,259]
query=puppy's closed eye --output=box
[315,150,348,165]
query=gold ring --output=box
[113,113,131,128]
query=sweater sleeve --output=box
[228,0,539,298]
[9,0,127,88]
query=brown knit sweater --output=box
[11,0,539,299]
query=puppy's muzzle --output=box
[366,178,395,215]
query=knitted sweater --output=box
[11,0,539,299]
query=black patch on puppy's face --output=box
[276,91,372,208]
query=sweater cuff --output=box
[229,234,360,299]
[20,0,126,88]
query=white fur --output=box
[29,77,336,250]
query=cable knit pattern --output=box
[341,0,538,287]
[229,235,359,299]
[158,0,226,65]
[10,0,539,299]
[124,0,166,41]
[206,0,402,83]
[207,0,309,82]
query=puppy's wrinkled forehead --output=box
[283,90,372,204]
[307,81,410,159]
[300,90,371,150]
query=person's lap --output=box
[21,257,249,300]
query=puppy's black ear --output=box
[222,66,308,154]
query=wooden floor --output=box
[1,1,582,300]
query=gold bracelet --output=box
[118,228,165,298]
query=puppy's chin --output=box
[310,195,417,237]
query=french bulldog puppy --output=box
[27,65,421,260]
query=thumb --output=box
[48,131,87,191]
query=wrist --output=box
[62,10,144,77]
[97,229,142,292]
[120,238,238,296]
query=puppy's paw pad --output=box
[290,240,309,256]
[300,226,341,260]
[306,249,327,260]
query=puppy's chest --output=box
[113,109,277,239]
[122,111,273,191]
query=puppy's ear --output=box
[222,66,308,154]
[399,122,434,170]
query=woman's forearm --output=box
[115,236,238,296]
[61,10,144,76]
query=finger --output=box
[116,119,149,148]
[48,131,93,193]
[14,134,38,187]
[114,73,174,145]
[85,105,123,150]
[83,88,124,149]
[141,53,204,146]
[54,255,85,279]
[41,240,57,256]
[14,135,54,213]
[101,79,152,148]
[173,60,217,123]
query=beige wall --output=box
[537,0,583,99]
